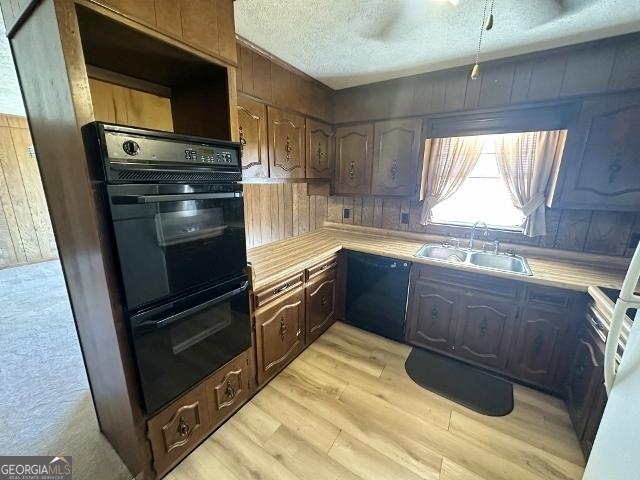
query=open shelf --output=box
[76,4,231,140]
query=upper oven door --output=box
[130,276,251,414]
[108,183,247,311]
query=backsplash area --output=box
[244,184,640,258]
[327,196,640,258]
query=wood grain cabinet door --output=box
[453,293,518,369]
[306,273,336,344]
[507,307,568,386]
[406,280,460,353]
[334,124,374,195]
[255,287,304,385]
[237,96,269,178]
[147,383,211,477]
[554,92,640,210]
[267,106,306,179]
[565,327,604,438]
[372,118,422,196]
[206,352,250,425]
[306,118,334,179]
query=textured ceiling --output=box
[234,0,640,90]
[0,10,25,116]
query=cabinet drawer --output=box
[254,272,304,309]
[306,271,337,344]
[255,287,304,385]
[526,286,572,310]
[206,351,250,426]
[306,255,338,281]
[147,383,210,477]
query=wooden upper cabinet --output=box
[267,106,306,179]
[306,119,334,179]
[453,293,518,370]
[551,92,640,210]
[237,96,269,178]
[334,124,374,195]
[371,118,422,196]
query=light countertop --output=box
[247,226,629,292]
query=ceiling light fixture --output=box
[471,0,495,80]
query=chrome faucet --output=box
[469,221,488,250]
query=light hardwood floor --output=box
[168,322,585,480]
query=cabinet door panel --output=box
[406,280,459,352]
[306,274,336,344]
[334,124,373,195]
[508,307,568,385]
[454,294,518,369]
[555,93,640,210]
[565,328,604,438]
[372,118,422,196]
[267,106,306,179]
[255,288,304,385]
[237,96,269,178]
[147,384,210,477]
[306,118,334,179]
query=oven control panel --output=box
[104,132,240,169]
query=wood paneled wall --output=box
[333,33,640,123]
[0,114,57,268]
[244,183,328,248]
[236,39,333,122]
[326,196,640,258]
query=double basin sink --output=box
[415,244,533,276]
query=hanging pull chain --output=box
[471,0,495,80]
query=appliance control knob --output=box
[122,140,140,156]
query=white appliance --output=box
[583,244,640,480]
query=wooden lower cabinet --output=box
[306,270,337,344]
[453,293,518,370]
[565,324,605,442]
[406,280,460,353]
[147,350,251,477]
[255,286,304,385]
[147,384,211,477]
[508,307,569,386]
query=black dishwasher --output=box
[345,251,411,341]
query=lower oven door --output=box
[130,276,251,414]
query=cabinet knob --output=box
[177,416,190,438]
[225,380,236,399]
[430,307,439,320]
[239,126,247,152]
[279,317,287,341]
[534,332,544,352]
[479,317,489,336]
[348,160,356,179]
[321,295,328,306]
[285,136,293,163]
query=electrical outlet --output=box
[401,212,410,225]
[630,233,640,249]
[343,208,350,219]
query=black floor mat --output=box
[405,347,513,416]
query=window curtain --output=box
[420,136,485,225]
[494,130,567,237]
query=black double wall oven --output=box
[86,123,251,414]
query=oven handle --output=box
[139,280,249,329]
[112,192,242,204]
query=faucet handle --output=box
[447,237,460,249]
[492,240,500,255]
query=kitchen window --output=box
[430,135,525,230]
[420,130,567,236]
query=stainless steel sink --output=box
[468,251,532,275]
[415,243,533,276]
[414,244,467,262]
